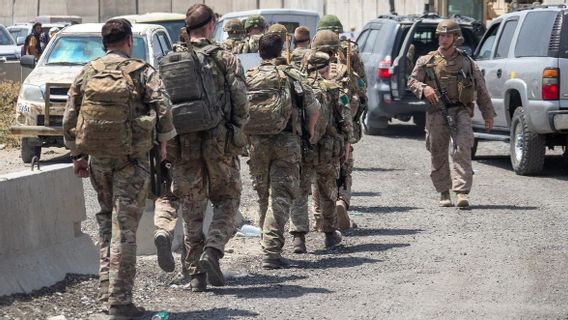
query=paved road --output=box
[1,122,567,319]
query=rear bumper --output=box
[9,125,63,137]
[548,110,568,132]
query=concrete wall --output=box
[0,164,98,296]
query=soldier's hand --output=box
[160,141,167,161]
[485,118,494,132]
[423,86,439,105]
[72,158,89,178]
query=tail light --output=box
[542,68,559,100]
[377,57,392,79]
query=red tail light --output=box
[542,68,559,100]
[377,57,392,79]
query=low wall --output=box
[0,164,99,297]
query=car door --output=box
[390,20,421,101]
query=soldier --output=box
[243,15,267,53]
[407,19,495,207]
[289,51,352,252]
[63,18,176,319]
[266,23,292,63]
[222,18,247,54]
[311,30,359,230]
[167,3,249,291]
[246,33,319,269]
[290,26,312,70]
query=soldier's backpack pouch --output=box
[159,45,223,134]
[75,59,148,157]
[244,65,293,135]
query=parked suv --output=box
[357,13,484,133]
[471,4,568,175]
[9,23,172,163]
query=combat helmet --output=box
[436,19,462,36]
[317,14,344,33]
[224,18,244,34]
[312,30,340,52]
[267,23,288,40]
[245,15,267,32]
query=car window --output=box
[370,25,385,53]
[362,29,379,53]
[357,29,370,50]
[494,19,518,59]
[0,27,15,45]
[152,33,164,56]
[475,22,500,60]
[154,20,185,43]
[157,32,171,53]
[46,35,146,65]
[515,11,557,57]
[8,27,28,40]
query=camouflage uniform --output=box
[408,47,494,195]
[247,58,319,260]
[63,51,176,306]
[243,15,267,53]
[290,47,312,71]
[222,19,247,54]
[172,39,249,277]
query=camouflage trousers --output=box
[154,194,179,240]
[338,145,354,208]
[425,107,474,193]
[171,132,242,276]
[248,133,301,259]
[89,155,149,306]
[291,136,340,233]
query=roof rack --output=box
[511,3,567,12]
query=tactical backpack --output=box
[159,45,223,134]
[310,78,335,144]
[75,58,151,158]
[244,64,293,135]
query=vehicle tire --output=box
[510,107,545,175]
[471,138,479,160]
[20,138,41,164]
[364,116,389,135]
[413,113,426,130]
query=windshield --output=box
[45,35,147,65]
[0,27,15,45]
[153,20,184,42]
[8,27,28,40]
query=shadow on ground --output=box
[231,273,308,286]
[343,228,423,237]
[311,243,410,257]
[475,154,568,180]
[350,205,420,214]
[469,204,539,211]
[352,191,381,197]
[210,284,332,299]
[143,307,260,319]
[353,167,403,172]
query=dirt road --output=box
[1,122,567,319]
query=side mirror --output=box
[20,55,36,68]
[16,36,25,46]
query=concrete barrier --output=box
[0,164,99,297]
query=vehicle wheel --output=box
[471,138,479,160]
[20,138,41,164]
[413,113,426,129]
[364,116,389,135]
[510,107,545,175]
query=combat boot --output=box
[336,199,351,230]
[262,256,290,269]
[97,280,109,303]
[154,230,175,273]
[109,303,145,320]
[439,191,452,207]
[456,193,470,208]
[190,273,207,292]
[199,247,225,287]
[325,230,342,248]
[313,215,323,232]
[292,232,307,254]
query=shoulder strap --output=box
[91,59,105,72]
[199,44,222,56]
[121,59,147,74]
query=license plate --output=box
[553,113,568,130]
[17,104,30,113]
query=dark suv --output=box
[357,13,484,134]
[471,4,568,175]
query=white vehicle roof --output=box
[219,9,319,20]
[59,23,164,35]
[113,12,185,23]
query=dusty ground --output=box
[1,121,568,320]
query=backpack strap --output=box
[91,59,105,72]
[199,44,222,56]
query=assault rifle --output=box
[425,68,458,152]
[337,166,347,190]
[149,145,162,197]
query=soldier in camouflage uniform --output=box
[246,33,320,269]
[63,19,176,319]
[311,30,359,231]
[317,16,367,229]
[170,4,249,291]
[289,51,353,252]
[267,23,292,62]
[243,15,267,53]
[221,18,247,54]
[290,26,312,70]
[407,19,495,207]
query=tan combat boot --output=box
[292,232,307,254]
[456,193,470,208]
[199,247,225,286]
[439,191,452,207]
[336,199,351,230]
[324,230,342,248]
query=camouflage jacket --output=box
[243,34,262,53]
[63,50,176,152]
[407,48,496,120]
[222,37,247,54]
[290,47,312,71]
[339,41,367,90]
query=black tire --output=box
[413,113,426,130]
[364,117,389,136]
[20,138,41,164]
[471,138,479,160]
[510,107,545,175]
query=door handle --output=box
[481,69,485,76]
[496,69,502,78]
